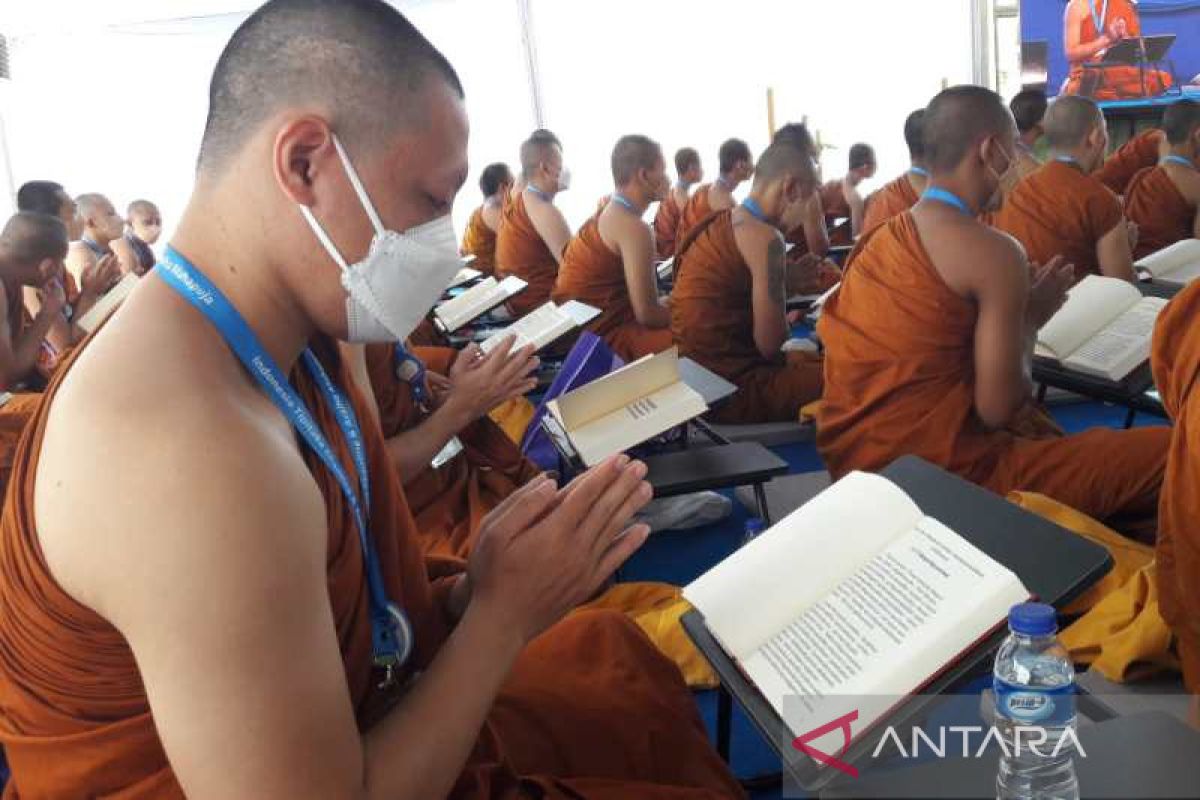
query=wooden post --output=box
[766,87,776,140]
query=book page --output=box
[1037,275,1142,361]
[76,273,140,334]
[478,302,571,354]
[434,276,498,328]
[1135,239,1200,281]
[566,378,707,466]
[446,264,481,288]
[1063,296,1167,380]
[740,517,1028,740]
[558,300,601,327]
[551,347,684,431]
[684,473,922,658]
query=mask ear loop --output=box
[332,134,387,237]
[299,205,351,273]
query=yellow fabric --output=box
[584,582,718,689]
[800,400,822,424]
[488,396,536,446]
[1007,491,1178,682]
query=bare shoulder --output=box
[34,280,326,627]
[732,214,783,271]
[914,209,1027,299]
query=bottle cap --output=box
[1007,602,1057,636]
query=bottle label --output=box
[994,677,1076,727]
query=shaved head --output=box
[1163,99,1200,145]
[127,199,159,218]
[612,135,662,186]
[1010,89,1049,134]
[849,143,876,171]
[76,193,115,221]
[718,138,753,173]
[752,140,817,189]
[1,212,68,266]
[478,163,512,197]
[675,147,700,177]
[904,109,927,161]
[772,123,818,159]
[1043,95,1104,150]
[198,0,463,174]
[924,86,1014,172]
[520,129,562,180]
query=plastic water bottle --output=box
[993,603,1079,800]
[743,518,766,546]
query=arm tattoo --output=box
[766,236,786,304]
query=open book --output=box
[1135,239,1200,287]
[478,300,599,354]
[446,262,481,290]
[547,347,707,466]
[76,273,140,334]
[434,275,526,332]
[684,472,1028,753]
[1036,275,1167,381]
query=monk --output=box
[675,137,754,246]
[70,193,132,281]
[1152,280,1200,693]
[0,213,70,390]
[0,3,743,798]
[119,199,163,275]
[1095,127,1166,195]
[991,95,1136,283]
[1009,89,1047,185]
[1062,0,1172,101]
[16,181,82,241]
[362,338,540,564]
[1124,99,1200,260]
[495,129,573,317]
[820,142,875,244]
[862,109,928,234]
[768,122,831,259]
[653,147,701,261]
[671,137,824,423]
[554,135,675,361]
[817,85,1168,529]
[459,162,513,275]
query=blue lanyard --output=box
[1089,0,1109,35]
[1055,155,1082,169]
[910,166,930,178]
[1163,155,1196,170]
[155,247,413,683]
[611,193,637,213]
[923,187,972,215]
[525,184,552,202]
[393,345,430,409]
[715,175,734,191]
[741,197,768,222]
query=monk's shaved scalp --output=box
[520,129,562,180]
[924,86,1014,172]
[479,163,512,197]
[752,140,816,189]
[127,199,160,218]
[674,147,700,176]
[1043,95,1104,149]
[849,143,875,170]
[718,138,752,173]
[611,135,662,186]
[904,109,927,160]
[76,193,114,220]
[197,0,463,174]
[772,123,818,158]
[1010,89,1049,134]
[16,181,66,217]
[1163,99,1200,145]
[1,212,68,264]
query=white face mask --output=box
[300,135,463,343]
[556,166,572,192]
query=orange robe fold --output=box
[1124,165,1197,260]
[0,335,741,798]
[1062,0,1172,101]
[1095,129,1163,195]
[819,179,853,246]
[817,212,1168,526]
[553,215,674,361]
[364,343,540,564]
[0,393,40,498]
[990,159,1124,282]
[653,193,684,261]
[674,184,715,253]
[460,206,499,276]
[671,211,823,423]
[862,173,920,235]
[1151,280,1200,692]
[495,192,559,317]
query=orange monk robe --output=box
[460,206,499,276]
[552,216,674,361]
[363,343,540,563]
[1095,129,1163,195]
[817,213,1168,526]
[0,393,39,497]
[1063,0,1172,102]
[652,192,684,261]
[819,179,854,246]
[674,184,715,253]
[861,172,920,235]
[0,335,743,799]
[495,191,559,317]
[1152,280,1200,692]
[1125,165,1198,260]
[670,211,823,423]
[989,159,1124,283]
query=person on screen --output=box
[652,146,701,260]
[862,109,929,234]
[459,162,512,275]
[991,95,1137,283]
[816,86,1167,534]
[1062,0,1173,100]
[1124,99,1200,258]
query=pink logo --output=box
[791,710,860,778]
